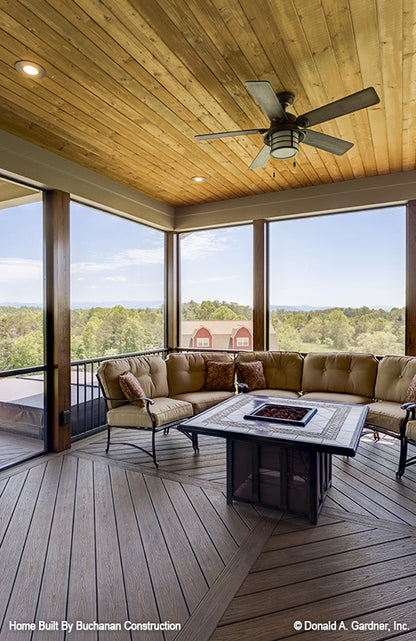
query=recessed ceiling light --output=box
[191,176,206,183]
[14,60,46,79]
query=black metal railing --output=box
[0,349,170,447]
[70,348,169,441]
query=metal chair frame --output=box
[364,402,416,478]
[97,377,198,467]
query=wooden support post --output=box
[44,190,71,452]
[407,200,416,355]
[253,219,269,351]
[166,231,179,349]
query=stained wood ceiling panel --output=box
[0,0,413,207]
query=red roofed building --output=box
[181,320,279,350]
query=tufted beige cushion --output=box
[366,401,407,435]
[235,351,303,393]
[97,356,169,409]
[166,352,233,396]
[302,352,378,400]
[107,396,193,429]
[375,355,416,403]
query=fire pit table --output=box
[180,394,368,523]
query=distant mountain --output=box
[270,304,399,312]
[71,300,164,309]
[0,300,164,309]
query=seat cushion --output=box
[247,388,301,399]
[301,391,372,405]
[107,397,193,428]
[173,390,234,414]
[406,419,416,441]
[365,401,407,435]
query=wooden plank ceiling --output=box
[0,0,414,208]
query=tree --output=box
[325,309,354,350]
[212,305,238,320]
[9,330,44,368]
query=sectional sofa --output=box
[97,350,416,475]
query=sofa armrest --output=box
[101,393,154,406]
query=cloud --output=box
[105,275,127,282]
[0,258,42,281]
[181,231,229,261]
[71,245,164,275]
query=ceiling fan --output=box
[195,81,380,169]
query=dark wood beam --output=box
[44,190,71,452]
[166,231,179,348]
[253,220,269,351]
[407,200,416,355]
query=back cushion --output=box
[235,351,303,392]
[375,355,416,403]
[97,355,169,408]
[302,352,378,398]
[166,352,233,396]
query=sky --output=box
[0,201,406,309]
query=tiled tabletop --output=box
[182,393,368,456]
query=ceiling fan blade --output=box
[249,144,271,169]
[245,81,286,121]
[195,128,267,141]
[301,129,353,155]
[296,87,380,127]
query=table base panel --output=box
[228,439,332,524]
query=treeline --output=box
[0,303,405,371]
[182,299,252,321]
[270,306,405,354]
[0,305,165,370]
[71,305,164,360]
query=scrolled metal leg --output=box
[396,437,408,478]
[151,428,158,468]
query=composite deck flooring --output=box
[0,431,45,469]
[0,428,416,640]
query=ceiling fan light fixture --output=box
[269,129,301,159]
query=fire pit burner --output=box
[244,402,317,427]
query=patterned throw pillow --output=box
[204,361,236,391]
[236,360,267,391]
[405,374,416,403]
[119,371,146,407]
